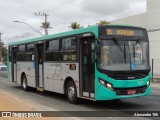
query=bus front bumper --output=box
[95,84,151,101]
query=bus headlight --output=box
[106,83,113,90]
[147,80,150,87]
[99,79,105,85]
[99,79,113,90]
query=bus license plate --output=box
[127,90,136,95]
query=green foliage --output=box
[99,20,110,25]
[70,22,81,29]
[41,22,52,36]
[0,42,7,63]
[41,22,52,29]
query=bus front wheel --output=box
[22,75,28,91]
[66,81,78,104]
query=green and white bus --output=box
[8,25,151,104]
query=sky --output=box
[0,0,146,45]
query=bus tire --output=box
[22,75,28,91]
[66,81,78,104]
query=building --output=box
[111,13,147,28]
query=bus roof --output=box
[9,24,144,46]
[9,25,98,46]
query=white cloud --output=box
[81,0,129,16]
[0,0,146,44]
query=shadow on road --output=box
[11,85,67,101]
[11,85,146,111]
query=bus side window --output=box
[26,43,34,61]
[45,40,59,61]
[61,37,77,61]
[17,45,26,61]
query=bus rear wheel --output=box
[22,75,28,91]
[66,81,78,104]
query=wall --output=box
[111,13,146,28]
[147,0,160,59]
[147,0,160,78]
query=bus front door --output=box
[11,47,17,82]
[35,44,44,89]
[81,37,95,98]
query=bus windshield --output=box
[98,39,150,71]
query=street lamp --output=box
[13,21,44,36]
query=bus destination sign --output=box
[106,28,144,37]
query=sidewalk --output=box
[151,82,160,88]
[0,92,58,120]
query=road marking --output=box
[15,95,82,120]
[15,97,41,111]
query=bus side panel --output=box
[43,63,54,91]
[17,62,36,87]
[44,62,79,97]
[16,62,21,85]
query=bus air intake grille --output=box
[110,73,147,80]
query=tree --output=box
[70,22,81,29]
[99,20,110,25]
[0,42,7,63]
[41,22,52,36]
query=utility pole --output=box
[35,12,49,36]
[0,32,3,62]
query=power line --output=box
[52,1,83,11]
[39,0,85,20]
[38,0,145,23]
[39,0,82,12]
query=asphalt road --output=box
[0,74,160,120]
[0,71,7,78]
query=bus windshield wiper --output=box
[133,44,135,63]
[112,38,127,64]
[124,43,126,64]
[112,38,125,54]
[136,38,140,45]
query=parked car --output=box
[0,63,7,71]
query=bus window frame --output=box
[45,39,60,62]
[17,44,26,61]
[25,43,35,61]
[60,36,78,62]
